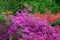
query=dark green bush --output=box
[0,0,59,14]
[51,18,60,26]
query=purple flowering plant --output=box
[0,9,60,40]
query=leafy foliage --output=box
[0,15,8,22]
[0,0,59,14]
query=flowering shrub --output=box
[47,14,57,22]
[0,10,60,40]
[56,11,60,18]
[34,11,60,22]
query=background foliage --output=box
[0,0,60,14]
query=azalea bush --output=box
[34,10,60,26]
[0,9,60,40]
[34,11,60,22]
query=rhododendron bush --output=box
[34,11,60,22]
[0,10,60,40]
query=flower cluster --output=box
[34,11,60,22]
[0,10,60,40]
[11,10,60,40]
